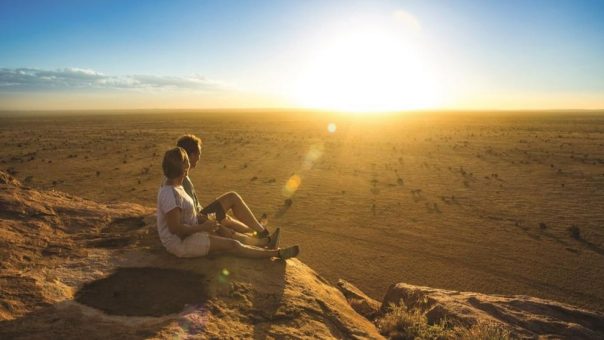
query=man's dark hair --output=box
[176,134,202,156]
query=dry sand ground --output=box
[1,110,603,313]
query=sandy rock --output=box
[382,282,604,339]
[0,171,382,339]
[337,279,381,320]
[0,171,21,186]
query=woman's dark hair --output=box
[162,147,189,179]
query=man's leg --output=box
[216,226,269,247]
[221,216,257,234]
[214,192,267,234]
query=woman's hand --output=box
[165,208,220,239]
[198,219,219,233]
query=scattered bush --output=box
[377,301,511,340]
[453,322,511,340]
[568,225,581,240]
[377,302,449,339]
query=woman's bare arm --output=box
[165,207,218,239]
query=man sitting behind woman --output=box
[176,134,271,239]
[157,147,299,259]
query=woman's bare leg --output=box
[208,235,277,258]
[216,192,266,233]
[216,226,268,247]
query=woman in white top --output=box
[157,147,299,259]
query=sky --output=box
[0,0,603,111]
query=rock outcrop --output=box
[381,283,604,339]
[1,170,603,339]
[337,279,381,321]
[0,172,382,339]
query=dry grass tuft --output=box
[452,322,512,340]
[568,225,581,240]
[377,301,511,340]
[376,302,449,339]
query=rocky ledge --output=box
[1,171,602,339]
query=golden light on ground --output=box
[294,16,443,114]
[327,123,337,133]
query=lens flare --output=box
[282,144,324,198]
[218,267,230,284]
[327,123,337,133]
[283,174,301,197]
[302,143,324,171]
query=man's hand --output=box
[198,219,219,233]
[198,214,209,224]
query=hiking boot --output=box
[278,245,299,260]
[256,228,270,239]
[267,228,281,249]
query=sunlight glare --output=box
[294,17,442,113]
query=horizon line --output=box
[1,107,604,114]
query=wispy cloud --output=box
[0,67,225,91]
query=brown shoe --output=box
[278,245,299,260]
[267,228,281,249]
[256,228,270,239]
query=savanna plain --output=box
[1,110,603,313]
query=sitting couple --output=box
[156,134,299,260]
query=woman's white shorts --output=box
[167,232,211,258]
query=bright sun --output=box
[294,22,442,113]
